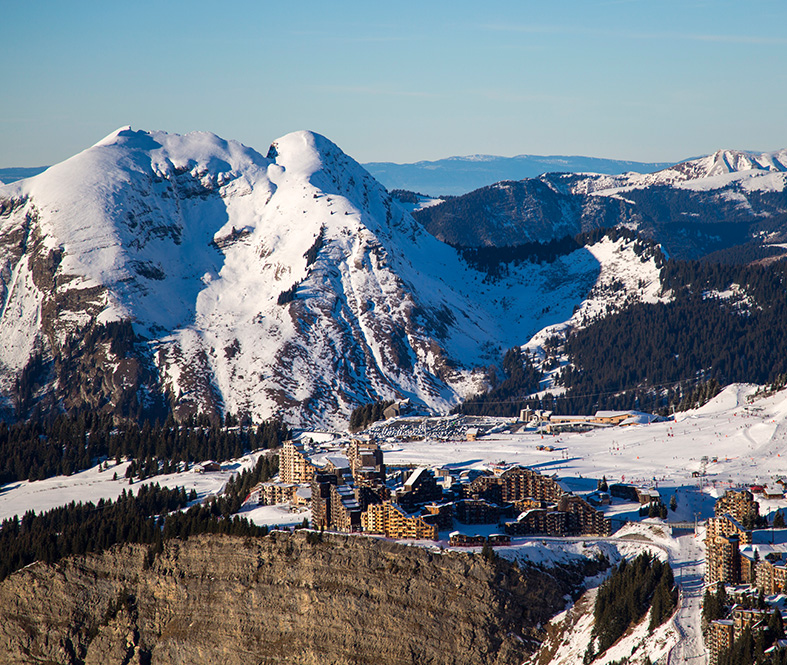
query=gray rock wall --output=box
[0,531,598,665]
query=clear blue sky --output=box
[3,0,786,167]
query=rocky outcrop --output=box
[0,531,601,665]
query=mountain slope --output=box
[0,128,663,427]
[415,149,787,259]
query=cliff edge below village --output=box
[0,531,603,665]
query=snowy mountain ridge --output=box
[567,147,787,195]
[414,147,787,258]
[0,127,667,427]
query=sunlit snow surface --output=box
[571,148,787,196]
[0,127,667,428]
[5,383,787,663]
[0,450,268,523]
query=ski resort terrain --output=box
[8,382,787,662]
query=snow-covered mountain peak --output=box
[667,148,787,180]
[0,127,669,427]
[267,130,335,179]
[91,125,133,147]
[561,147,787,199]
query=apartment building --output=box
[504,496,610,538]
[361,501,438,540]
[454,499,503,525]
[706,515,753,545]
[756,553,787,595]
[706,533,741,585]
[279,439,316,484]
[557,495,612,536]
[311,472,341,530]
[347,439,386,484]
[253,481,298,506]
[467,466,564,504]
[707,620,734,665]
[714,489,760,524]
[330,483,362,533]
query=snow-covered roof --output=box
[621,414,658,426]
[405,467,426,488]
[556,480,575,494]
[324,454,350,470]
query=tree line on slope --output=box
[349,400,395,432]
[457,249,787,417]
[561,260,787,409]
[585,553,676,663]
[0,454,278,582]
[455,226,663,280]
[0,412,289,485]
[452,348,542,417]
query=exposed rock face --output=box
[0,531,599,665]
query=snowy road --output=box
[516,524,706,665]
[667,532,707,665]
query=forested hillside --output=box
[458,233,787,417]
[0,412,289,485]
[560,259,787,412]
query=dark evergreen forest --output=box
[0,412,289,485]
[0,453,278,582]
[458,229,787,417]
[349,400,395,432]
[586,553,676,663]
[560,258,787,413]
[456,226,662,280]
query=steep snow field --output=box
[0,127,667,427]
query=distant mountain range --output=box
[409,148,787,260]
[364,154,675,196]
[0,167,47,185]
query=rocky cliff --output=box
[0,531,601,665]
